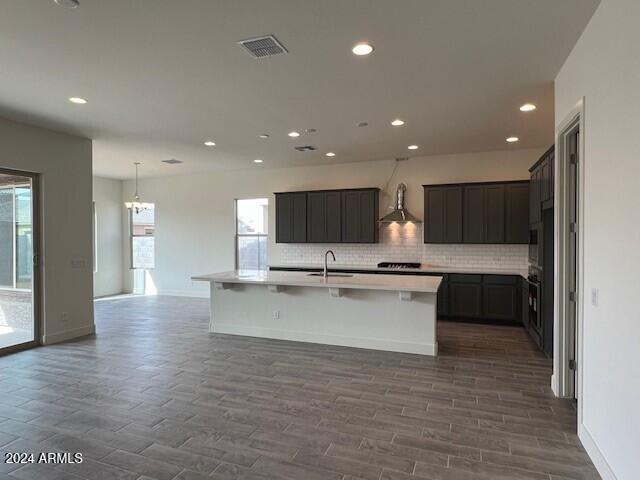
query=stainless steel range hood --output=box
[379,183,421,223]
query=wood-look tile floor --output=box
[0,295,600,480]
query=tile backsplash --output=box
[273,223,528,270]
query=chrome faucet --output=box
[324,250,336,278]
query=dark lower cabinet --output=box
[482,278,518,322]
[275,192,307,243]
[439,274,522,323]
[448,275,483,318]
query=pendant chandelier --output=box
[124,162,152,214]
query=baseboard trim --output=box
[41,324,96,345]
[212,323,437,356]
[578,424,617,480]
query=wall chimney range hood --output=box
[379,183,421,223]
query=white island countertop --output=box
[192,269,442,293]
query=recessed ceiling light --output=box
[288,131,300,138]
[506,136,520,143]
[253,159,264,163]
[519,103,536,112]
[325,152,336,157]
[68,97,87,104]
[407,145,419,150]
[391,119,405,126]
[352,43,374,56]
[204,140,216,146]
[54,0,80,8]
[259,134,270,139]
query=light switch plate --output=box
[591,288,599,307]
[71,258,86,269]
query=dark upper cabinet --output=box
[342,189,379,243]
[463,186,485,243]
[529,146,554,224]
[275,192,307,243]
[425,186,463,243]
[505,183,529,243]
[427,182,525,245]
[484,185,505,243]
[307,191,342,243]
[483,276,518,322]
[276,188,378,244]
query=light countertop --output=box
[192,270,442,293]
[268,263,528,278]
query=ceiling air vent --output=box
[294,145,317,152]
[238,35,288,58]
[162,158,183,165]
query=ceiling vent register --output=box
[294,145,317,152]
[238,35,288,58]
[162,158,183,164]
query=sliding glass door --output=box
[0,170,38,353]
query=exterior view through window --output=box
[130,204,155,269]
[236,198,268,270]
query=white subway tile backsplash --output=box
[273,223,528,270]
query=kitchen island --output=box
[192,270,442,355]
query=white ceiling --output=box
[0,0,599,179]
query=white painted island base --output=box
[194,271,441,356]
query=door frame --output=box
[552,98,585,415]
[0,167,41,356]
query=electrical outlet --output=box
[591,288,599,307]
[71,258,86,269]
[61,312,70,323]
[273,310,280,320]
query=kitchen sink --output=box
[307,273,353,277]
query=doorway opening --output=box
[554,100,584,407]
[0,168,40,355]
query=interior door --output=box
[0,169,39,354]
[568,129,579,399]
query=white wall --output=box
[555,1,640,478]
[122,148,544,297]
[0,116,94,344]
[93,176,123,297]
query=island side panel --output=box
[209,283,437,356]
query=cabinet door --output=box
[548,151,555,200]
[521,279,529,326]
[424,188,445,243]
[443,187,463,243]
[358,189,378,243]
[541,158,551,202]
[275,194,292,243]
[506,183,529,244]
[484,185,505,243]
[326,191,342,243]
[341,191,360,243]
[449,283,483,318]
[483,283,518,321]
[437,275,448,317]
[307,192,326,243]
[530,168,541,224]
[291,193,307,243]
[463,186,485,243]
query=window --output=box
[0,183,33,290]
[130,204,155,269]
[235,198,268,270]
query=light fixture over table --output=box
[124,162,152,214]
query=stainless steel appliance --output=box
[526,266,543,348]
[377,262,421,269]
